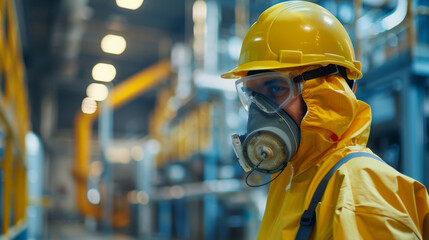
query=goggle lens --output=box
[235,71,301,113]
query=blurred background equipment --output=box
[0,0,428,239]
[0,0,31,238]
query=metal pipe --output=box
[356,0,409,39]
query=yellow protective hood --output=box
[291,74,370,176]
[258,74,429,239]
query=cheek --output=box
[282,97,306,125]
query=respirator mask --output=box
[232,70,302,187]
[230,65,343,187]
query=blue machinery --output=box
[1,0,428,239]
[147,1,429,239]
[356,0,429,186]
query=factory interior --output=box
[1,0,429,239]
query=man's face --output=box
[282,94,306,125]
[241,70,307,125]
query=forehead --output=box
[245,78,286,89]
[246,67,302,76]
[246,69,273,76]
[243,71,296,87]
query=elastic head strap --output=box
[293,64,339,83]
[293,64,356,91]
[337,65,356,91]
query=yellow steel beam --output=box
[148,87,177,167]
[1,137,12,234]
[73,60,171,217]
[15,162,27,224]
[0,0,30,235]
[109,61,171,110]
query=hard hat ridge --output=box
[221,1,362,80]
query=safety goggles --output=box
[235,71,302,113]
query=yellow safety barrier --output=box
[0,0,31,236]
[73,61,171,222]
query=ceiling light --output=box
[106,147,131,163]
[92,63,116,82]
[89,161,103,178]
[81,97,97,114]
[131,146,144,161]
[137,191,150,205]
[101,34,126,55]
[87,188,101,205]
[116,0,143,10]
[193,0,207,22]
[86,83,109,101]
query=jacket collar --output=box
[289,74,371,177]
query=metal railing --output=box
[0,0,31,238]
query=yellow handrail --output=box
[73,60,171,219]
[0,0,30,236]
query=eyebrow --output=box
[243,77,286,90]
[263,78,285,86]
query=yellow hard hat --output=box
[221,1,362,80]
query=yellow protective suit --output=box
[257,74,429,239]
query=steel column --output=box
[400,74,427,184]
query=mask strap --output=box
[293,64,356,91]
[245,154,286,188]
[293,64,339,83]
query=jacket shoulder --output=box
[333,154,427,207]
[320,155,429,238]
[338,155,421,190]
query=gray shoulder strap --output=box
[295,152,383,240]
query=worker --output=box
[222,1,429,239]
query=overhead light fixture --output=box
[86,83,109,101]
[81,97,97,114]
[101,34,126,55]
[116,0,143,10]
[192,0,207,22]
[89,161,103,178]
[137,191,150,205]
[92,63,116,82]
[106,147,131,163]
[87,188,101,205]
[131,146,144,161]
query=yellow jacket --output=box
[257,75,429,239]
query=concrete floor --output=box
[44,222,136,240]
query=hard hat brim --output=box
[221,60,362,80]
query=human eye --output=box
[266,83,290,98]
[269,85,284,93]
